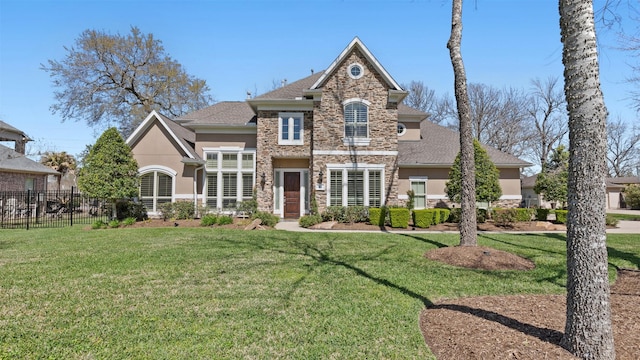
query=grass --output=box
[0,227,638,359]
[608,212,640,221]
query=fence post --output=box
[70,187,75,227]
[26,190,31,230]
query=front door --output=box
[284,172,300,218]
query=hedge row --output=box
[412,208,451,228]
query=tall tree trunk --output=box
[559,0,615,358]
[447,0,477,246]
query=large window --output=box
[140,171,173,212]
[279,112,304,145]
[410,177,427,209]
[328,166,383,207]
[344,102,368,139]
[205,149,255,211]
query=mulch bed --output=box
[421,246,640,360]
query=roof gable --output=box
[310,37,403,92]
[126,110,198,160]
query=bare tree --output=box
[607,115,640,176]
[526,76,569,169]
[559,0,615,358]
[42,27,213,137]
[402,81,452,124]
[447,0,476,247]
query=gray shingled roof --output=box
[0,120,32,141]
[255,72,324,100]
[398,120,531,167]
[176,101,257,127]
[155,112,201,161]
[0,144,59,175]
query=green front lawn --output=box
[0,227,637,359]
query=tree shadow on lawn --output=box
[220,233,572,348]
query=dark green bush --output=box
[515,208,535,221]
[200,214,217,226]
[412,209,433,228]
[535,208,550,221]
[116,200,148,221]
[368,207,386,226]
[299,214,323,228]
[389,207,410,228]
[625,184,640,209]
[158,201,196,220]
[237,199,258,217]
[447,208,487,223]
[252,211,279,227]
[555,210,568,224]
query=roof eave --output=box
[246,98,315,112]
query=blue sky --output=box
[0,0,636,159]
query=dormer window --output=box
[343,99,370,146]
[348,63,364,79]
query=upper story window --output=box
[343,99,370,145]
[348,63,364,79]
[279,112,304,145]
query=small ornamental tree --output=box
[445,139,502,204]
[534,145,569,207]
[77,127,139,219]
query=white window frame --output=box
[138,165,177,215]
[326,163,385,207]
[347,62,364,79]
[409,176,428,210]
[343,99,371,146]
[278,112,304,145]
[203,148,256,212]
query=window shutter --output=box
[222,154,237,169]
[347,171,364,206]
[206,153,218,168]
[369,171,381,207]
[330,171,343,206]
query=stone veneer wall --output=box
[256,110,313,212]
[310,49,401,212]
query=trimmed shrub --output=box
[493,209,518,227]
[322,206,344,222]
[200,214,217,226]
[412,209,433,228]
[606,214,619,227]
[555,210,568,224]
[299,214,323,228]
[535,208,550,221]
[368,207,386,226]
[446,208,488,223]
[439,209,451,223]
[252,211,279,227]
[625,184,640,209]
[344,206,368,224]
[515,208,535,221]
[217,215,233,225]
[389,207,410,228]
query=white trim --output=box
[126,110,196,159]
[409,176,428,209]
[342,98,372,106]
[343,138,370,146]
[310,37,403,91]
[273,169,309,218]
[139,165,177,177]
[327,163,385,170]
[500,195,523,200]
[325,165,385,207]
[314,150,398,156]
[427,194,449,200]
[347,62,364,79]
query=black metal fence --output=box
[0,188,111,229]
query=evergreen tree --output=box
[534,145,569,207]
[77,127,139,219]
[445,139,502,204]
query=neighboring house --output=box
[126,37,530,218]
[0,144,59,192]
[521,174,640,209]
